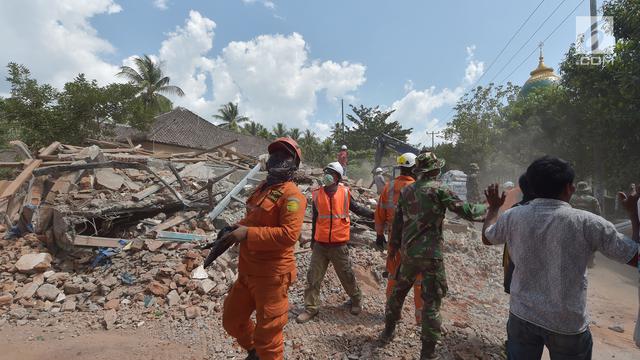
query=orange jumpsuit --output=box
[222,181,307,360]
[374,175,424,324]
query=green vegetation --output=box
[439,0,640,191]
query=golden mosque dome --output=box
[519,45,560,98]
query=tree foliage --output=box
[0,63,154,149]
[117,55,184,114]
[442,0,640,192]
[214,102,250,132]
[338,105,412,151]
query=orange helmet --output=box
[268,137,302,166]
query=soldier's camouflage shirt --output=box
[569,192,601,215]
[390,177,486,260]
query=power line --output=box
[471,0,547,87]
[500,0,587,84]
[487,0,570,84]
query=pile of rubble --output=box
[0,138,381,332]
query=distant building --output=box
[112,107,270,157]
[518,45,560,98]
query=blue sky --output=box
[0,0,595,145]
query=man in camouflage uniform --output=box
[570,181,601,267]
[466,163,481,203]
[379,152,486,359]
[570,181,601,215]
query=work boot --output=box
[420,341,437,359]
[350,298,362,315]
[378,323,396,344]
[296,309,318,323]
[245,349,260,360]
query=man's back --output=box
[570,193,601,215]
[486,198,636,334]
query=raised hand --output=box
[484,183,506,210]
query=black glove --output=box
[375,234,386,250]
[201,225,238,250]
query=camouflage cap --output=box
[576,181,591,192]
[413,152,445,174]
[469,163,480,171]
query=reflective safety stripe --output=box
[313,185,351,243]
[381,180,396,209]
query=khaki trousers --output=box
[303,243,361,312]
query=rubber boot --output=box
[245,349,260,360]
[420,341,437,359]
[296,309,318,324]
[378,322,396,344]
[350,297,362,315]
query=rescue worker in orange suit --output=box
[296,161,374,323]
[374,152,423,324]
[222,137,307,360]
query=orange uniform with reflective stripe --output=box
[312,185,351,243]
[374,175,415,235]
[374,175,423,324]
[223,180,307,360]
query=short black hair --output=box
[518,173,535,202]
[526,156,575,199]
[400,166,414,176]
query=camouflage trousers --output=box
[385,258,448,343]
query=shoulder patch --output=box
[267,189,284,203]
[286,197,300,212]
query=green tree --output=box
[288,128,301,141]
[272,122,288,138]
[340,105,412,152]
[116,55,184,114]
[214,102,250,132]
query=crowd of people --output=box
[213,137,640,360]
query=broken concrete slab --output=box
[15,253,52,273]
[36,284,61,301]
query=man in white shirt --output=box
[482,156,639,359]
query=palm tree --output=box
[117,55,184,114]
[272,122,288,138]
[213,102,249,132]
[288,128,301,141]
[241,121,264,136]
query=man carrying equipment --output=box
[222,137,307,360]
[296,161,373,323]
[380,152,486,359]
[374,152,423,324]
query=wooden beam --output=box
[219,146,256,161]
[1,159,42,199]
[9,140,33,159]
[38,141,61,157]
[0,162,23,168]
[146,211,198,234]
[73,235,143,248]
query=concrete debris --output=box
[15,253,52,273]
[36,284,61,301]
[191,265,208,280]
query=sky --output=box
[0,0,597,146]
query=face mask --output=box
[322,173,335,186]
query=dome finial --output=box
[538,41,545,65]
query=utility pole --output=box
[590,0,599,52]
[341,98,345,145]
[425,131,439,150]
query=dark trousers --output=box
[507,313,593,360]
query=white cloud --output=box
[388,46,484,146]
[208,33,365,129]
[155,10,217,116]
[143,12,365,130]
[0,0,123,89]
[153,0,168,10]
[0,5,364,136]
[312,122,332,138]
[242,0,276,9]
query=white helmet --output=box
[503,181,515,190]
[324,162,344,178]
[374,167,383,174]
[341,145,347,150]
[397,153,417,168]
